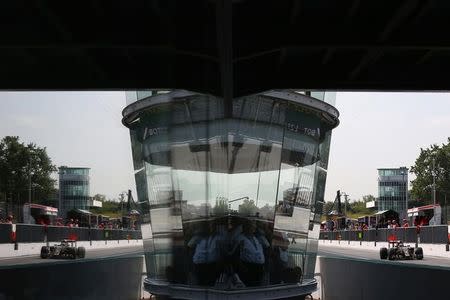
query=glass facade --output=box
[58,167,90,218]
[123,90,339,295]
[378,167,408,214]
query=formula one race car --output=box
[379,240,423,261]
[40,239,86,259]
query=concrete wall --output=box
[0,223,142,244]
[0,255,144,300]
[318,255,450,300]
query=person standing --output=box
[233,220,267,286]
[402,219,409,228]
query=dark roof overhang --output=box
[2,1,450,97]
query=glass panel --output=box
[125,91,338,290]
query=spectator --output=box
[392,220,398,229]
[402,219,409,228]
[420,216,428,226]
[5,215,13,224]
[67,219,74,228]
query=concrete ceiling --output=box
[2,0,450,97]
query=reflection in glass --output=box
[123,90,339,292]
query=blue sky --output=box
[0,91,449,203]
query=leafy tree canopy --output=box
[93,194,107,202]
[0,136,57,205]
[410,137,450,205]
[90,195,123,217]
[238,199,258,216]
[322,194,377,218]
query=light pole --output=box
[31,183,39,203]
[28,158,32,204]
[400,168,408,220]
[9,171,15,216]
[341,192,349,218]
[58,169,64,218]
[432,159,437,224]
[444,193,448,224]
[28,153,36,204]
[119,191,126,218]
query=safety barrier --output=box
[318,255,450,300]
[319,225,449,244]
[0,223,142,244]
[0,252,144,300]
[0,224,10,243]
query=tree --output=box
[213,196,228,215]
[322,195,376,217]
[0,136,57,206]
[348,199,374,215]
[238,199,258,216]
[323,201,335,215]
[90,199,121,217]
[93,194,107,202]
[410,138,450,205]
[362,195,376,203]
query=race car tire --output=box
[69,247,77,259]
[379,247,388,259]
[387,248,396,260]
[40,246,50,259]
[77,246,86,258]
[415,247,423,260]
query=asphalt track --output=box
[318,244,450,269]
[0,245,144,268]
[2,242,448,270]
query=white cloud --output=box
[9,115,48,129]
[429,116,450,128]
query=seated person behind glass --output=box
[270,231,289,284]
[232,220,268,286]
[188,221,224,286]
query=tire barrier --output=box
[319,225,449,244]
[0,223,142,244]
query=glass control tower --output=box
[123,90,339,299]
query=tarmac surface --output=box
[3,242,448,269]
[0,244,144,268]
[317,244,450,269]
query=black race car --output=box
[379,240,423,261]
[40,239,86,259]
